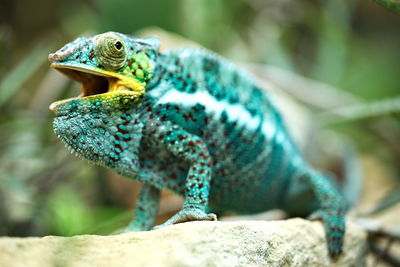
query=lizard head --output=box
[48,31,160,111]
[48,32,159,178]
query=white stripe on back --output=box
[155,89,275,138]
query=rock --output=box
[0,218,366,267]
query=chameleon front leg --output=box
[152,124,217,229]
[125,182,160,231]
[302,170,348,257]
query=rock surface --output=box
[0,218,366,267]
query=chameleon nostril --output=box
[48,53,58,62]
[48,51,67,62]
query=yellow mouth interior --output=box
[51,64,145,98]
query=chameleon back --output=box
[143,49,309,213]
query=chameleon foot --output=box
[309,210,345,258]
[153,208,217,230]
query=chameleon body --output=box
[48,32,348,257]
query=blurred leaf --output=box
[88,207,131,235]
[1,174,33,222]
[58,3,97,37]
[0,42,51,107]
[44,185,132,235]
[45,186,94,236]
[96,0,180,34]
[341,41,400,100]
[374,0,400,14]
[311,1,350,85]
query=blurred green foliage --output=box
[0,0,399,237]
[45,185,130,236]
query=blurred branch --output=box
[243,64,361,109]
[365,188,400,215]
[357,218,400,240]
[251,64,399,128]
[369,237,400,267]
[358,218,400,266]
[366,118,400,167]
[319,97,400,125]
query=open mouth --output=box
[52,64,123,97]
[49,63,145,111]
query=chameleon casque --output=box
[48,32,349,257]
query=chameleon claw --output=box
[153,208,217,230]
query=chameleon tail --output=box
[304,137,362,257]
[304,170,348,257]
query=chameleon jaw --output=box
[49,63,145,111]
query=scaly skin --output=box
[48,32,348,257]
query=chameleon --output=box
[48,32,349,257]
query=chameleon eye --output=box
[95,32,127,70]
[114,41,122,50]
